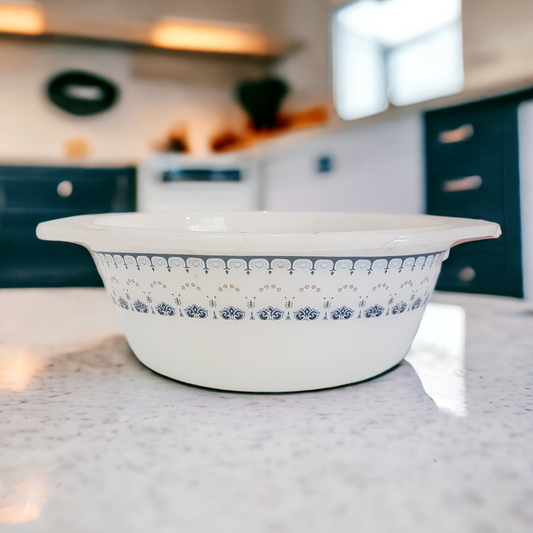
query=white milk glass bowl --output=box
[37,212,500,392]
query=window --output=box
[333,0,464,120]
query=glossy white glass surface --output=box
[37,212,499,392]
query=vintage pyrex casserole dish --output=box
[37,212,500,392]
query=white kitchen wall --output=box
[518,100,533,301]
[462,0,533,93]
[0,39,245,163]
[0,0,287,164]
[262,113,424,214]
[273,0,330,111]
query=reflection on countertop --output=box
[406,303,467,417]
[0,347,42,393]
[0,476,53,525]
[0,288,532,532]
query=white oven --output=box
[137,152,260,213]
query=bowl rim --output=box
[37,211,501,256]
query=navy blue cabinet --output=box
[0,166,136,288]
[425,90,530,298]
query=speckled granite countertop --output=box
[0,289,532,533]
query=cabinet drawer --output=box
[0,238,102,287]
[0,166,135,211]
[425,104,504,167]
[425,91,524,298]
[0,165,136,288]
[427,159,505,194]
[0,209,102,288]
[437,247,511,297]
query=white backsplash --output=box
[0,39,245,164]
[261,113,424,214]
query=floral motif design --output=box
[155,302,176,316]
[133,300,149,313]
[364,304,385,318]
[219,306,246,320]
[294,306,320,321]
[112,292,429,321]
[330,305,355,320]
[185,304,208,319]
[411,297,423,310]
[392,301,408,315]
[257,306,284,320]
[102,250,440,322]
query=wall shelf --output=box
[0,27,293,62]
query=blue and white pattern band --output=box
[95,251,445,322]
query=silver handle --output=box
[442,175,482,192]
[438,124,474,144]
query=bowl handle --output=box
[448,219,501,248]
[36,214,102,246]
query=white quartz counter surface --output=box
[0,289,532,532]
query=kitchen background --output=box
[1,0,532,300]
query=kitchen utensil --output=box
[47,70,119,116]
[236,78,288,130]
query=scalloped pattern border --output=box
[94,251,446,276]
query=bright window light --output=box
[333,0,464,120]
[334,29,389,120]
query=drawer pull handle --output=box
[457,267,476,282]
[438,124,474,143]
[57,180,73,198]
[442,175,482,192]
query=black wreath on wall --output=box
[46,70,119,116]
